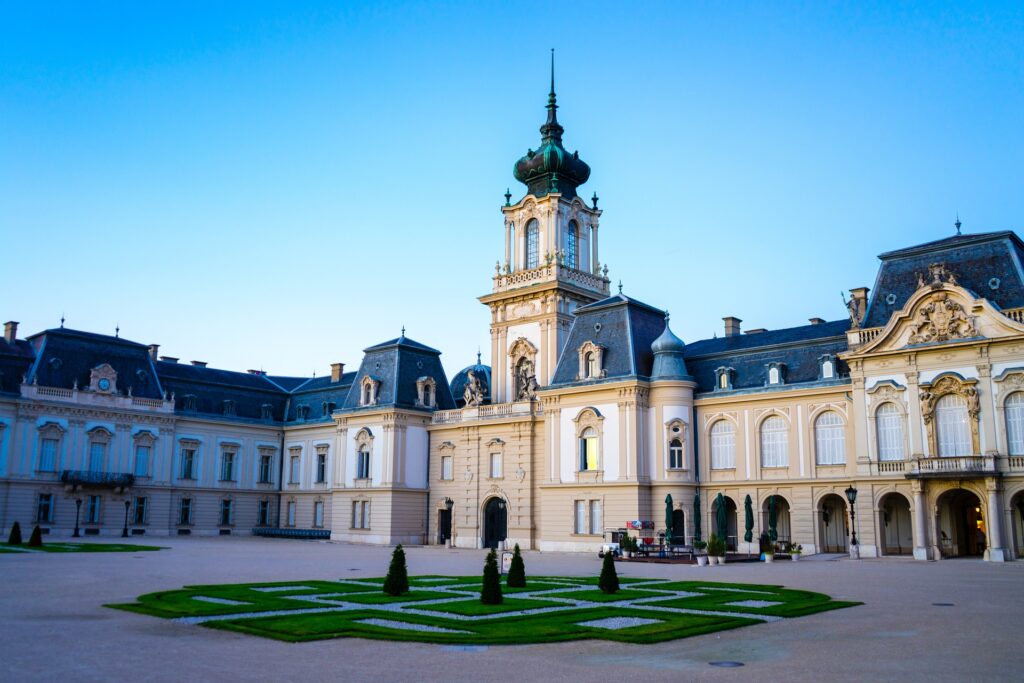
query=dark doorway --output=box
[671,509,685,544]
[483,498,507,549]
[938,489,985,558]
[438,509,452,545]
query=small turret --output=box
[651,315,691,380]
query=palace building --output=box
[2,76,1023,562]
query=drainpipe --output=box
[424,427,431,545]
[277,399,290,528]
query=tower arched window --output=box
[710,420,736,469]
[668,438,684,469]
[526,219,539,269]
[814,411,846,465]
[936,394,971,456]
[579,427,599,471]
[566,220,578,269]
[875,402,905,461]
[1005,392,1024,455]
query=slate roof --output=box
[156,361,289,423]
[342,334,455,411]
[863,231,1024,328]
[550,294,667,385]
[287,372,357,423]
[23,328,165,399]
[0,335,35,396]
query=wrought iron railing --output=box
[60,470,135,488]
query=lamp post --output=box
[73,498,82,537]
[122,499,131,538]
[845,485,859,559]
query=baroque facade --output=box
[2,79,1023,562]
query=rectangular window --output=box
[668,440,684,469]
[219,499,232,526]
[441,455,453,480]
[178,498,193,525]
[133,497,147,525]
[37,493,53,523]
[86,495,101,524]
[287,501,296,527]
[180,448,196,479]
[134,445,150,477]
[290,455,300,484]
[39,438,58,471]
[88,442,106,472]
[259,454,273,483]
[489,452,502,478]
[589,500,602,535]
[352,501,370,529]
[579,433,599,471]
[314,501,324,528]
[316,451,327,483]
[574,500,586,534]
[357,450,371,479]
[257,500,270,526]
[221,452,235,481]
[363,501,370,529]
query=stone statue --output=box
[514,360,539,401]
[463,369,487,407]
[843,292,864,329]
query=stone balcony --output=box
[491,262,610,295]
[21,383,175,413]
[873,455,1024,478]
[61,470,135,490]
[432,400,543,425]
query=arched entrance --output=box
[483,497,507,550]
[936,488,985,558]
[762,495,791,545]
[670,509,685,545]
[710,496,739,550]
[1012,491,1024,559]
[879,492,913,556]
[819,494,849,553]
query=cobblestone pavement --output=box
[2,537,1021,682]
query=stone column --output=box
[977,363,996,454]
[906,371,925,457]
[591,225,599,272]
[505,221,512,270]
[912,481,930,560]
[986,479,1006,561]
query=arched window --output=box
[526,219,539,269]
[579,427,599,471]
[668,438,684,469]
[356,446,371,479]
[566,220,578,269]
[760,416,788,468]
[768,367,780,385]
[1006,392,1024,455]
[585,352,596,378]
[935,394,971,457]
[710,420,736,470]
[814,411,846,465]
[876,402,905,461]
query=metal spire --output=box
[540,48,563,143]
[550,47,555,97]
[400,325,406,338]
[60,313,65,328]
[115,323,119,338]
[618,280,623,294]
[477,347,482,365]
[955,212,962,235]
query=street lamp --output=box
[73,498,82,537]
[122,499,131,538]
[845,486,859,558]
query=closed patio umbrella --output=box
[693,492,702,542]
[665,494,674,544]
[744,494,754,543]
[715,492,728,543]
[768,495,778,543]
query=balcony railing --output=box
[492,262,610,295]
[60,470,135,489]
[906,456,996,478]
[432,400,543,425]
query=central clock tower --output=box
[479,63,610,403]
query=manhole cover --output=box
[709,661,745,668]
[932,602,955,607]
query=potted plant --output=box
[707,534,725,565]
[789,543,803,561]
[760,536,775,563]
[693,540,708,566]
[620,535,636,559]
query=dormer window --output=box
[183,394,198,411]
[260,403,273,420]
[321,401,336,417]
[416,376,437,408]
[819,354,837,380]
[222,399,236,416]
[766,362,786,386]
[296,405,310,421]
[714,367,734,391]
[577,341,605,380]
[360,376,380,406]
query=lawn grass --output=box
[335,590,456,605]
[409,597,564,616]
[2,542,163,553]
[542,588,673,603]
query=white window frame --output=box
[936,394,972,456]
[313,501,324,528]
[710,419,736,470]
[441,455,453,480]
[589,499,602,535]
[1005,392,1024,455]
[489,452,502,479]
[760,415,789,468]
[814,411,846,465]
[574,500,586,534]
[286,500,297,527]
[876,402,906,461]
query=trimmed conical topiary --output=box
[28,525,43,547]
[506,543,526,588]
[7,521,22,545]
[480,548,503,604]
[598,549,620,594]
[382,544,410,596]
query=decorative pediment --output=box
[89,363,118,394]
[508,337,538,360]
[847,282,1024,356]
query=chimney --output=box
[191,361,207,368]
[4,321,18,344]
[723,316,742,338]
[808,318,825,325]
[148,344,160,360]
[247,369,266,376]
[331,363,345,382]
[745,328,767,334]
[159,356,179,363]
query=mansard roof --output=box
[23,327,164,400]
[863,230,1024,328]
[286,372,357,423]
[550,293,667,385]
[342,334,455,411]
[156,360,289,423]
[0,335,34,396]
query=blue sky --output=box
[2,2,1022,379]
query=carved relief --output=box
[916,263,958,290]
[907,292,979,344]
[508,337,539,401]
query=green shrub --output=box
[28,525,43,547]
[382,544,409,596]
[7,521,22,545]
[481,549,503,604]
[707,534,726,557]
[506,543,526,588]
[598,551,619,594]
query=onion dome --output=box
[651,316,691,380]
[450,355,491,407]
[512,52,591,199]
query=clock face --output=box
[98,378,111,392]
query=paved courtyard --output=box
[2,538,1021,682]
